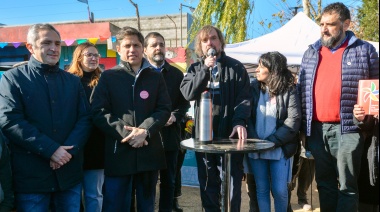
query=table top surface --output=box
[180,138,275,154]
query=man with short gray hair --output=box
[0,23,91,211]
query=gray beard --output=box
[321,28,343,49]
[152,55,165,65]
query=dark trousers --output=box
[103,172,158,212]
[195,152,244,212]
[17,183,82,212]
[358,132,379,211]
[308,121,364,212]
[174,149,187,198]
[159,150,179,212]
[297,157,315,204]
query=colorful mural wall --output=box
[0,22,197,77]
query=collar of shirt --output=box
[150,63,165,72]
[211,58,222,78]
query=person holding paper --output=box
[297,2,379,212]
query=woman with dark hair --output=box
[68,42,105,212]
[245,51,301,212]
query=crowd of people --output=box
[0,2,378,212]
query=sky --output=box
[0,0,361,41]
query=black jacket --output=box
[81,71,105,170]
[0,131,13,212]
[354,115,379,187]
[160,62,190,151]
[91,59,171,176]
[0,56,91,192]
[180,52,251,138]
[247,79,301,158]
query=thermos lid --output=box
[201,91,211,99]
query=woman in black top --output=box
[68,42,105,212]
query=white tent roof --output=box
[225,12,379,65]
[225,12,320,65]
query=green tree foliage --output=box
[188,0,254,44]
[357,0,379,41]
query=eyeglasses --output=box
[83,53,101,58]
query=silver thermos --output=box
[199,91,213,142]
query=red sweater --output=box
[312,40,349,122]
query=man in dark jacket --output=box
[0,24,91,211]
[143,32,190,212]
[91,27,171,212]
[297,3,379,212]
[180,25,251,212]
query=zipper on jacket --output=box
[308,53,318,136]
[114,140,118,153]
[132,83,137,128]
[159,131,163,146]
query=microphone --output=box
[207,48,216,57]
[207,48,216,72]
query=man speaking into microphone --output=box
[180,25,252,212]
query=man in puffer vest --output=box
[297,2,379,212]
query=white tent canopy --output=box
[225,12,379,65]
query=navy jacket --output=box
[0,56,91,193]
[91,59,171,176]
[297,31,379,136]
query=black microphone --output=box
[207,48,216,57]
[207,48,216,72]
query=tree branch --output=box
[128,0,141,31]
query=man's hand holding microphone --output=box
[205,48,216,71]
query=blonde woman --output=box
[68,42,105,212]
